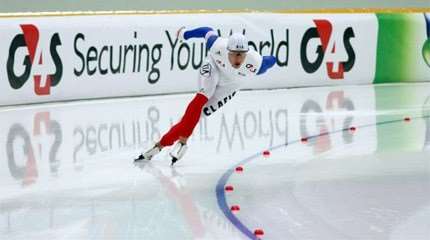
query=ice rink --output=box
[1,83,430,240]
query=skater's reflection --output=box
[135,162,206,238]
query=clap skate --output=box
[134,145,161,163]
[169,142,188,166]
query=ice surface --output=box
[1,83,429,239]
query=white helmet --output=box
[227,33,249,52]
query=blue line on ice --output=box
[216,116,429,239]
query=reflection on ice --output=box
[1,83,430,239]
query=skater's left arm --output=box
[256,56,276,75]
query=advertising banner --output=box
[374,13,430,84]
[0,13,378,105]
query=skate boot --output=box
[134,145,161,163]
[169,142,188,166]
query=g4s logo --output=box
[300,19,356,80]
[7,24,63,95]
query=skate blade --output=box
[171,157,178,166]
[134,155,150,164]
[134,158,151,169]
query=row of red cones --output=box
[227,158,265,238]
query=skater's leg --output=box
[159,93,208,147]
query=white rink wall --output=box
[0,12,429,106]
[0,13,379,105]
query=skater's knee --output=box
[160,133,177,147]
[178,136,188,144]
[155,142,164,150]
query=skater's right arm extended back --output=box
[177,26,219,50]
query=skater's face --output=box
[228,51,247,69]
